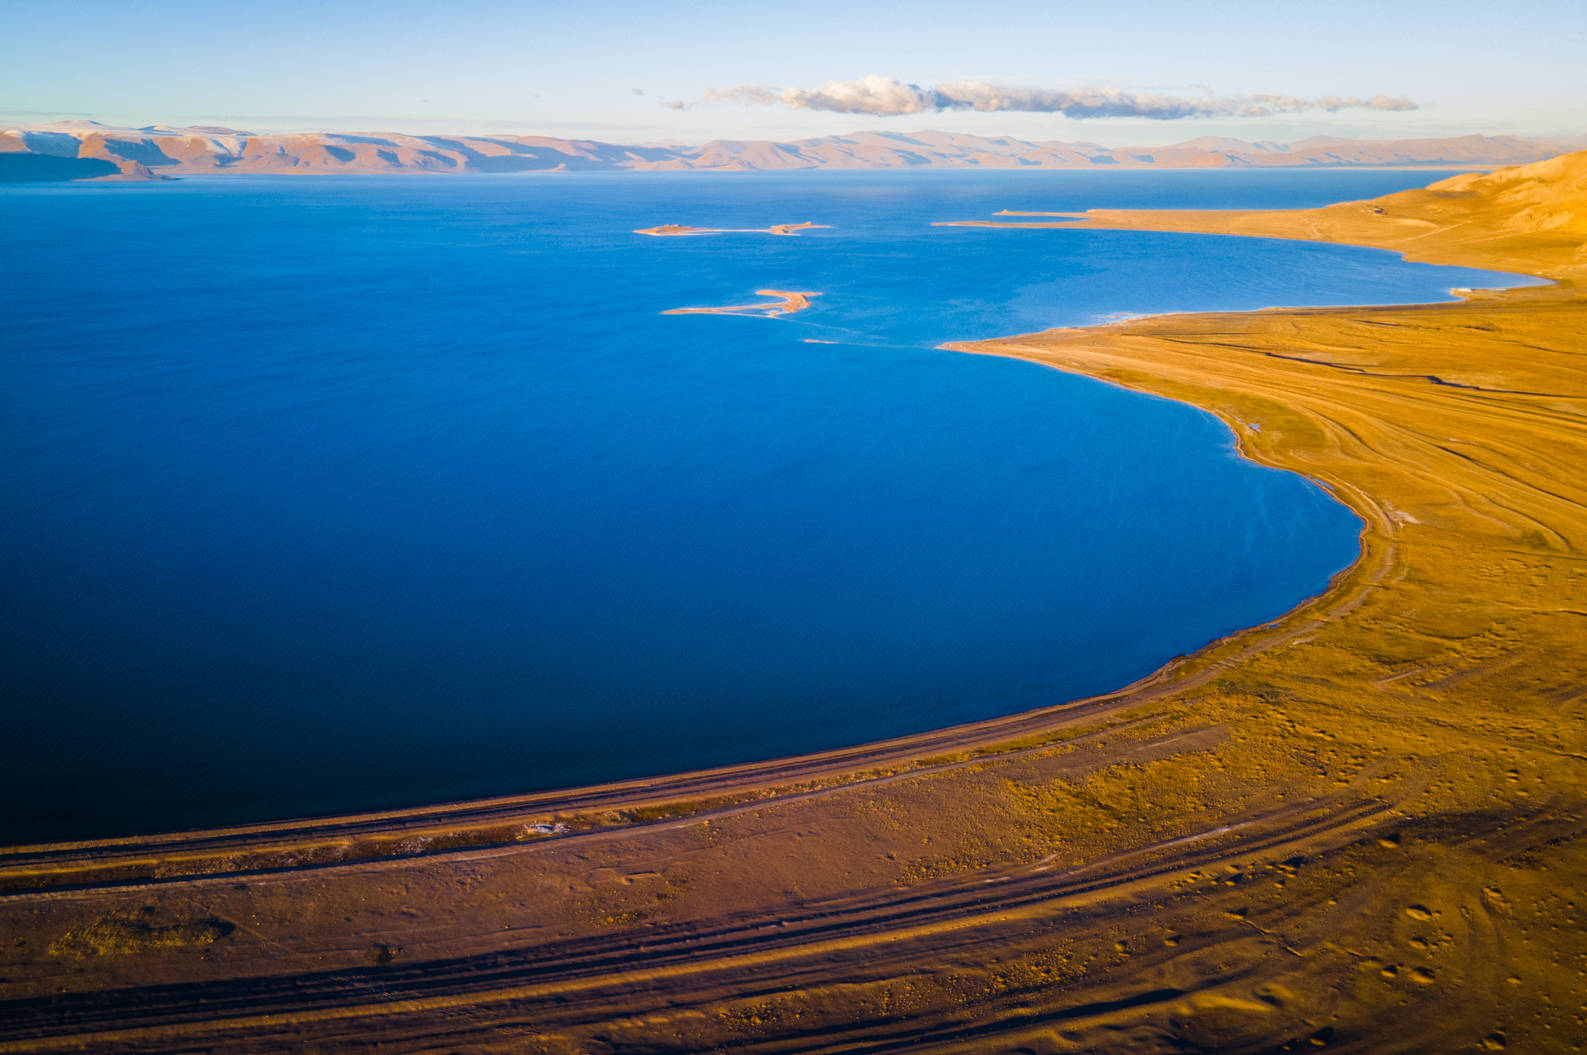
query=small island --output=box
[661,288,821,317]
[635,222,830,237]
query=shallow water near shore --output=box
[0,170,1528,843]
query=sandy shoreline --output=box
[1,156,1583,1052]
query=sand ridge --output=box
[635,222,829,237]
[660,289,821,318]
[1,153,1584,1053]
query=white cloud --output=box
[705,76,1417,119]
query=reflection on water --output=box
[0,170,1522,841]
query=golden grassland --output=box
[0,154,1583,1053]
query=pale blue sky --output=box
[3,0,1583,144]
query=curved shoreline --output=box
[2,159,1584,1052]
[0,316,1374,885]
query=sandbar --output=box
[662,288,820,317]
[932,215,1086,229]
[636,221,830,237]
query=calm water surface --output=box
[0,171,1527,841]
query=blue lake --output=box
[0,171,1526,842]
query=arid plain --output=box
[1,152,1584,1052]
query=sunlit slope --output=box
[4,123,1585,178]
[1075,147,1587,279]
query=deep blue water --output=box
[0,171,1526,843]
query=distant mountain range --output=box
[4,122,1586,181]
